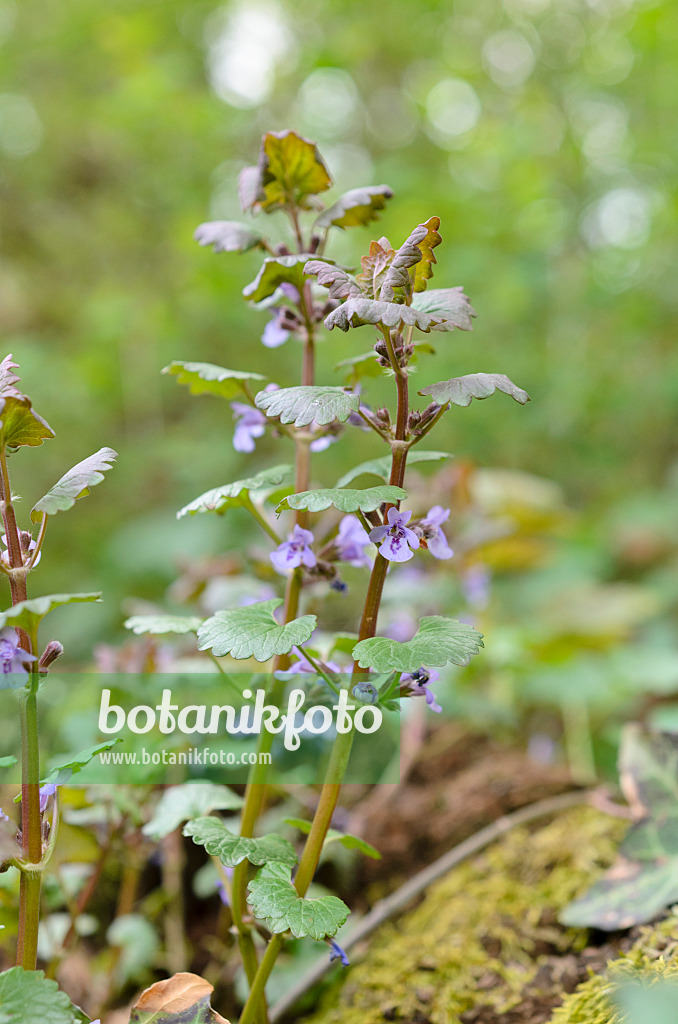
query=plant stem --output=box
[242,496,282,545]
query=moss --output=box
[309,806,626,1024]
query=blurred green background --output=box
[0,0,676,659]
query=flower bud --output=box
[39,640,64,672]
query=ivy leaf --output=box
[336,451,451,488]
[353,616,484,672]
[0,593,102,634]
[162,361,266,400]
[411,287,476,332]
[314,185,394,230]
[176,465,293,519]
[124,615,202,635]
[42,741,122,785]
[0,395,54,450]
[276,485,406,516]
[31,448,118,523]
[333,351,384,384]
[197,599,316,662]
[0,355,22,397]
[324,296,456,334]
[248,862,349,940]
[255,386,359,427]
[194,220,265,253]
[0,756,17,768]
[256,130,332,212]
[129,972,229,1024]
[561,726,678,931]
[243,255,319,303]
[143,784,243,841]
[380,216,442,300]
[183,817,297,868]
[418,373,530,408]
[303,261,361,301]
[285,818,381,859]
[0,968,91,1024]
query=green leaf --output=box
[0,593,102,634]
[124,614,203,636]
[380,216,442,299]
[129,972,228,1024]
[197,599,316,662]
[176,465,293,519]
[276,485,406,516]
[333,351,384,384]
[243,255,318,303]
[248,861,349,939]
[31,448,118,523]
[314,184,394,230]
[324,296,457,334]
[353,616,484,673]
[143,783,244,840]
[411,287,476,331]
[194,220,265,253]
[303,261,361,301]
[561,726,678,931]
[42,741,122,785]
[418,373,530,408]
[256,130,332,212]
[0,395,54,450]
[0,968,88,1024]
[162,361,266,399]
[337,451,451,488]
[0,756,17,768]
[183,817,297,868]
[285,818,381,859]
[255,386,359,427]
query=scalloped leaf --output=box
[143,784,244,841]
[0,968,91,1024]
[336,451,451,488]
[248,861,349,940]
[380,216,441,300]
[324,296,453,333]
[0,755,17,767]
[31,448,118,523]
[197,599,316,662]
[353,616,484,673]
[333,350,385,383]
[276,486,406,516]
[0,395,54,450]
[124,615,202,635]
[314,185,394,230]
[194,220,265,253]
[303,261,360,301]
[243,255,317,303]
[130,972,229,1024]
[42,741,122,785]
[162,361,266,400]
[0,355,22,397]
[0,593,102,634]
[256,130,332,212]
[255,386,359,427]
[177,465,293,519]
[418,373,530,408]
[411,287,476,331]
[183,817,297,867]
[285,818,381,859]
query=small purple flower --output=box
[369,509,420,563]
[352,681,379,704]
[0,628,37,682]
[261,311,291,349]
[39,783,58,813]
[419,506,453,560]
[270,525,317,575]
[328,938,350,967]
[400,668,442,713]
[287,657,342,675]
[217,866,234,906]
[335,515,372,568]
[231,403,267,453]
[0,807,9,823]
[0,532,41,569]
[309,431,338,453]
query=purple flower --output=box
[39,783,58,813]
[0,628,37,682]
[335,515,372,568]
[419,506,453,560]
[0,808,9,823]
[270,525,317,575]
[369,509,420,563]
[261,311,291,349]
[309,432,338,453]
[400,668,442,713]
[328,938,350,967]
[217,866,234,905]
[231,403,267,453]
[287,657,342,675]
[352,681,379,704]
[0,532,41,569]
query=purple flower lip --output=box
[369,508,420,563]
[328,938,350,967]
[270,524,317,575]
[39,783,58,813]
[418,506,453,560]
[335,515,372,568]
[0,628,37,682]
[400,667,442,713]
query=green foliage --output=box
[162,361,266,400]
[183,817,297,868]
[337,451,451,487]
[614,979,678,1024]
[197,598,316,661]
[324,296,455,333]
[194,220,266,254]
[255,386,359,427]
[0,756,17,768]
[0,593,102,634]
[353,616,484,672]
[411,288,476,331]
[0,968,90,1024]
[176,465,293,519]
[42,741,122,785]
[0,395,54,451]
[285,818,381,859]
[255,130,332,212]
[248,861,349,940]
[314,185,394,230]
[124,614,202,635]
[418,373,530,408]
[243,255,317,303]
[31,447,118,522]
[275,485,406,516]
[143,783,244,841]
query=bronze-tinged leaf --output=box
[0,354,22,397]
[0,395,54,449]
[304,260,361,300]
[379,217,442,301]
[256,130,332,212]
[314,184,394,230]
[130,972,229,1023]
[357,237,395,299]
